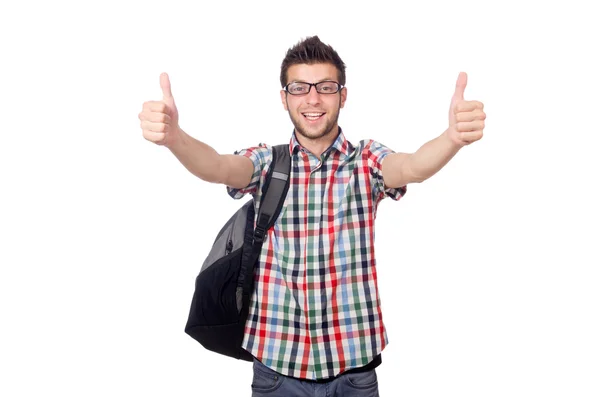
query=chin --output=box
[297,127,331,140]
[289,111,340,141]
[299,120,338,138]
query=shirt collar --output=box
[288,127,350,158]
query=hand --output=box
[139,72,181,147]
[446,72,486,147]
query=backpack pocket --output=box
[189,247,243,326]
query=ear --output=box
[280,90,289,111]
[339,87,348,108]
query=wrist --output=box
[165,126,185,151]
[443,127,466,150]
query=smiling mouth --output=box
[302,112,325,121]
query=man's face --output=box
[280,63,347,142]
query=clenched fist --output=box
[139,72,180,147]
[446,72,486,147]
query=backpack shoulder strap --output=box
[238,144,291,308]
[253,144,291,244]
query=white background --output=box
[1,0,599,396]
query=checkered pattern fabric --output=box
[227,129,406,380]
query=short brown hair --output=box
[280,36,346,88]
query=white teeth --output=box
[303,113,324,119]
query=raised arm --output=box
[139,73,253,189]
[382,72,486,188]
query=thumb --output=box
[453,71,468,101]
[160,72,173,100]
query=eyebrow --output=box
[290,78,337,84]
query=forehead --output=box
[287,63,338,83]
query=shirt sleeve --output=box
[366,140,407,202]
[226,143,272,200]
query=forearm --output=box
[407,128,461,182]
[166,128,224,184]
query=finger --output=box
[160,72,173,100]
[456,110,486,123]
[139,111,171,123]
[143,101,169,113]
[455,100,484,113]
[143,130,167,144]
[453,72,467,100]
[455,120,485,132]
[141,120,168,133]
[459,130,484,143]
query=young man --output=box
[139,36,486,396]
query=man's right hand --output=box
[139,72,180,147]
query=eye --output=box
[288,83,308,93]
[317,82,338,93]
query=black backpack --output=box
[184,144,291,361]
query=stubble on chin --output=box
[290,110,340,142]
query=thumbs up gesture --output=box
[139,72,181,147]
[446,72,486,147]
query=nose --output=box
[304,86,321,106]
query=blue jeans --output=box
[251,359,380,397]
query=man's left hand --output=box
[446,72,486,146]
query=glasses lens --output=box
[316,81,340,94]
[287,82,310,95]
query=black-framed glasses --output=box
[284,81,343,95]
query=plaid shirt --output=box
[227,129,406,380]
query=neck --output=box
[295,126,339,158]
